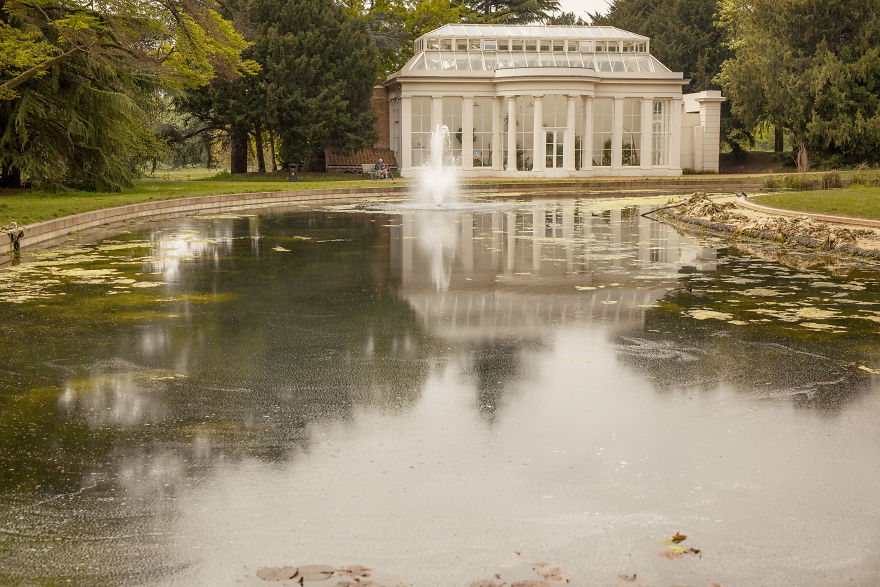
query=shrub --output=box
[822,170,842,189]
[762,175,779,189]
[782,174,818,190]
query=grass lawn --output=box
[0,178,390,226]
[3,170,862,227]
[751,184,880,220]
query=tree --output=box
[0,0,255,189]
[546,11,585,25]
[588,0,729,94]
[1,0,256,97]
[350,0,473,76]
[468,0,560,24]
[183,0,380,172]
[249,0,378,167]
[590,0,755,150]
[717,0,880,166]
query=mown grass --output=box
[2,169,843,227]
[752,184,880,220]
[0,179,389,226]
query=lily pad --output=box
[256,566,298,581]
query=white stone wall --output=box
[386,77,724,177]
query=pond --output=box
[0,193,878,585]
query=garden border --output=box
[1,177,768,266]
[653,207,880,260]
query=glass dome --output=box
[403,51,670,73]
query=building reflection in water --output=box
[389,199,715,339]
[387,198,716,421]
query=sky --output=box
[558,0,613,19]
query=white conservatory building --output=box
[383,24,724,178]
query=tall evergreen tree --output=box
[590,0,754,150]
[183,0,379,171]
[717,0,880,166]
[0,0,254,189]
[468,0,560,24]
[588,0,729,94]
[250,0,378,167]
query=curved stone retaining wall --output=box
[658,208,880,260]
[1,177,767,266]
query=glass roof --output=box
[403,52,670,74]
[418,25,648,42]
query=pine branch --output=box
[0,46,84,95]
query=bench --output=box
[361,163,396,179]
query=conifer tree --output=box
[0,0,254,189]
[185,0,379,171]
[717,0,880,165]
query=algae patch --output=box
[688,309,734,321]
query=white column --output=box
[697,92,724,172]
[641,97,653,170]
[532,95,544,172]
[506,211,516,274]
[611,97,623,169]
[401,96,412,171]
[462,97,474,170]
[563,95,576,171]
[669,98,683,170]
[583,96,593,170]
[506,96,517,172]
[461,213,474,273]
[532,207,543,272]
[431,97,443,133]
[492,96,503,171]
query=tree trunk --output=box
[205,135,213,169]
[774,125,784,152]
[230,124,248,174]
[254,125,266,174]
[796,144,809,174]
[268,128,277,172]
[0,164,22,189]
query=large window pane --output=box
[443,97,463,166]
[592,98,612,166]
[652,100,670,166]
[473,98,494,167]
[622,98,641,166]
[513,96,534,170]
[575,98,585,170]
[542,95,567,128]
[411,97,432,167]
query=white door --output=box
[545,130,565,177]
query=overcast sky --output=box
[558,0,613,20]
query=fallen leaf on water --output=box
[533,562,569,583]
[686,548,702,558]
[256,566,298,581]
[659,551,683,560]
[297,564,335,581]
[672,532,687,543]
[336,565,372,578]
[668,546,685,554]
[510,581,551,587]
[617,573,637,582]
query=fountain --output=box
[416,124,459,207]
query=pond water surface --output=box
[0,193,879,585]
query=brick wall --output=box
[371,83,390,150]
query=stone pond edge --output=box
[0,177,768,266]
[654,207,880,261]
